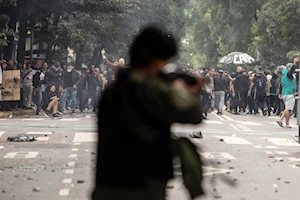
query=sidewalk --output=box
[0,109,35,118]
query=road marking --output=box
[254,145,263,149]
[62,179,72,184]
[265,151,274,155]
[203,167,233,176]
[3,152,38,158]
[36,137,49,141]
[60,118,81,121]
[270,122,297,128]
[236,124,252,131]
[265,146,278,149]
[23,119,44,121]
[67,162,76,167]
[73,132,98,142]
[228,124,240,131]
[0,131,5,139]
[236,121,263,126]
[276,151,289,155]
[288,157,300,162]
[69,154,77,158]
[201,152,236,160]
[203,120,224,125]
[221,115,235,121]
[65,169,74,174]
[216,136,253,145]
[263,138,300,147]
[59,189,70,196]
[211,112,225,121]
[71,148,78,152]
[27,132,53,135]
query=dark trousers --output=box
[231,94,239,112]
[200,91,211,115]
[254,92,267,114]
[239,90,248,112]
[247,95,254,113]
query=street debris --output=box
[91,152,96,155]
[7,135,37,142]
[189,131,203,139]
[32,187,40,192]
[284,181,290,184]
[2,190,5,193]
[219,138,224,142]
[77,180,85,184]
[27,177,33,180]
[214,194,222,199]
[0,146,4,150]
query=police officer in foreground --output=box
[92,26,203,200]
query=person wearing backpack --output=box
[248,70,268,116]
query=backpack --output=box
[256,75,266,91]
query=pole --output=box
[30,28,34,64]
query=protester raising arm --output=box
[101,49,118,71]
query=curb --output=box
[0,110,35,118]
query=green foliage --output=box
[181,0,300,71]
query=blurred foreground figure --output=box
[93,26,203,200]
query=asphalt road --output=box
[0,110,300,200]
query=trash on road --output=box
[219,138,224,142]
[32,187,40,192]
[7,135,37,142]
[0,146,4,150]
[77,180,85,184]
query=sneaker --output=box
[263,109,267,116]
[276,120,284,127]
[202,114,208,120]
[44,110,51,117]
[57,111,63,115]
[52,113,60,118]
[189,131,203,139]
[284,125,292,128]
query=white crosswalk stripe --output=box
[263,138,300,147]
[221,115,235,121]
[73,132,98,142]
[0,132,5,139]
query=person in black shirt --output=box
[235,70,250,113]
[248,71,268,116]
[60,64,80,114]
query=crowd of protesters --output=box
[1,54,299,125]
[185,57,298,128]
[0,50,121,118]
